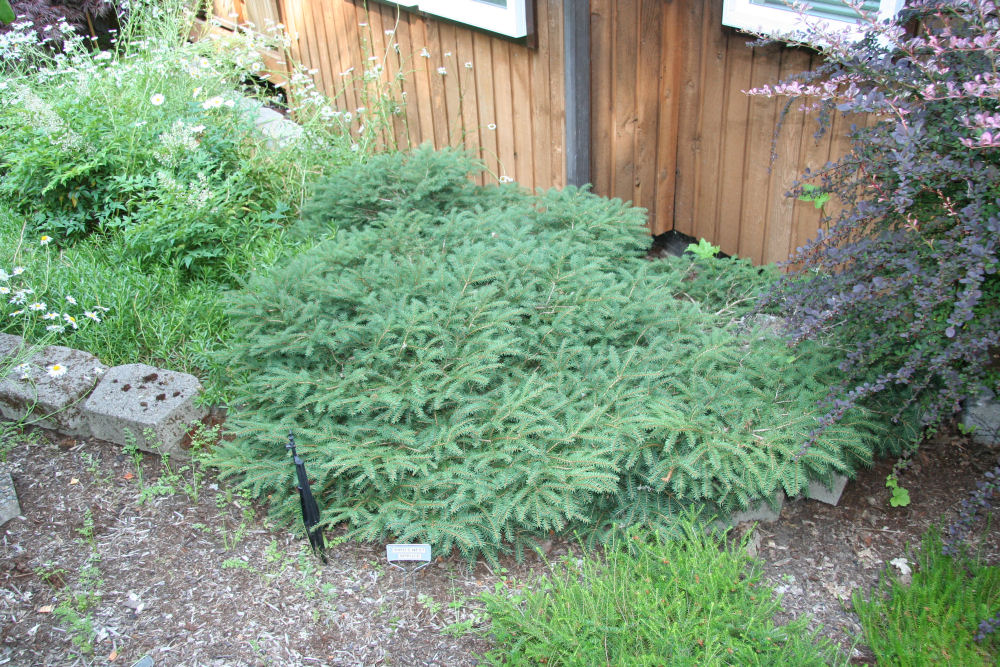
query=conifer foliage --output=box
[212,147,901,561]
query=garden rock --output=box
[805,473,849,506]
[961,388,1000,446]
[254,105,302,149]
[83,363,206,457]
[0,334,108,436]
[0,472,20,526]
[725,491,785,527]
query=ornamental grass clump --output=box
[747,0,1000,440]
[211,148,909,561]
[480,516,845,666]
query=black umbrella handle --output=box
[286,431,297,459]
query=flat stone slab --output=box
[726,491,785,527]
[805,473,849,506]
[84,364,207,457]
[962,389,1000,446]
[0,335,108,436]
[0,472,20,526]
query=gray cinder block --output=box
[962,389,1000,446]
[726,491,785,526]
[0,472,20,526]
[84,363,207,457]
[0,337,108,436]
[806,473,849,506]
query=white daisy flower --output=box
[65,295,77,305]
[45,324,65,332]
[46,364,67,378]
[84,311,101,323]
[39,235,52,246]
[15,363,30,380]
[0,287,9,295]
[28,302,46,311]
[42,312,59,320]
[12,267,24,276]
[63,314,78,329]
[150,93,165,106]
[202,96,224,110]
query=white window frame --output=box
[722,0,905,41]
[416,0,530,39]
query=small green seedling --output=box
[798,184,831,210]
[957,422,978,436]
[686,238,721,259]
[885,475,911,507]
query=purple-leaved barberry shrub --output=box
[749,0,1000,450]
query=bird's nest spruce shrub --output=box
[210,146,913,562]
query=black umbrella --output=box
[286,432,327,564]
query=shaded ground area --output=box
[0,426,996,665]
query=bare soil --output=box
[0,426,997,666]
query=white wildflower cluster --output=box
[1,240,108,359]
[154,171,213,210]
[3,84,83,150]
[155,120,207,164]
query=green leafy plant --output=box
[853,527,1000,666]
[885,474,911,508]
[479,516,845,666]
[0,0,14,25]
[796,183,831,211]
[210,148,909,562]
[52,508,103,655]
[685,237,722,259]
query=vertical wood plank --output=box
[530,0,553,191]
[762,47,811,265]
[736,43,783,263]
[547,0,566,187]
[472,30,500,182]
[652,0,683,235]
[633,0,662,222]
[690,0,728,245]
[510,43,534,188]
[611,0,638,204]
[491,39,517,182]
[715,29,754,256]
[671,0,706,236]
[589,0,613,196]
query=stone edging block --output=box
[0,472,21,526]
[84,363,207,458]
[0,334,108,436]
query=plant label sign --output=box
[386,543,432,563]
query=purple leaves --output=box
[752,1,1000,455]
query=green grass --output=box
[853,527,1000,666]
[0,206,235,399]
[479,516,846,666]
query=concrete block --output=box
[962,389,1000,446]
[0,332,24,359]
[0,341,108,436]
[727,491,785,526]
[805,473,849,506]
[0,472,20,526]
[84,364,207,457]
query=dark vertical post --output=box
[564,0,591,187]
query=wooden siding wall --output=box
[275,0,567,190]
[590,0,854,265]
